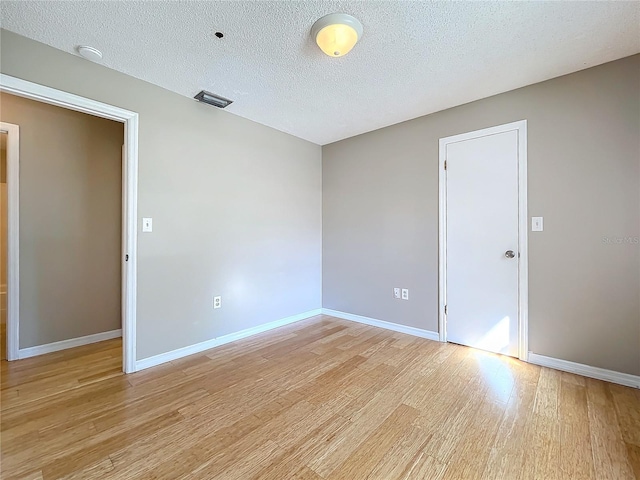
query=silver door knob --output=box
[505,250,515,259]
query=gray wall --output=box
[1,30,322,359]
[2,29,637,376]
[1,93,123,348]
[323,55,640,375]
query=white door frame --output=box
[0,73,139,373]
[0,121,19,362]
[438,120,528,361]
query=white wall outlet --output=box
[213,296,221,309]
[532,216,543,232]
[142,217,153,232]
[401,288,409,300]
[393,288,401,299]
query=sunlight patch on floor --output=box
[475,316,510,354]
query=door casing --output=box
[0,122,19,363]
[438,120,528,361]
[0,74,139,373]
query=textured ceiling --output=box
[1,1,639,145]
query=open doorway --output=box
[1,92,124,367]
[0,74,138,373]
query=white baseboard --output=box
[528,352,640,389]
[135,309,323,371]
[321,308,440,342]
[18,329,122,359]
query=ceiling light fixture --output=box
[76,45,103,62]
[311,13,363,58]
[194,90,233,108]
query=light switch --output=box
[142,217,153,233]
[532,217,543,232]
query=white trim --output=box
[0,75,135,122]
[517,122,529,359]
[122,116,138,373]
[438,120,529,361]
[0,74,139,373]
[321,308,440,341]
[136,309,323,371]
[0,122,19,361]
[438,132,447,344]
[18,329,122,360]
[528,353,640,389]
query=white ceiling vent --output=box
[194,90,233,109]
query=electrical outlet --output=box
[213,296,221,309]
[401,289,409,300]
[393,288,400,299]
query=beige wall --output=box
[0,30,322,359]
[1,134,6,361]
[1,133,6,289]
[323,54,640,375]
[0,93,123,348]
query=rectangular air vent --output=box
[194,90,233,109]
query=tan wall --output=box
[323,54,640,375]
[1,135,6,323]
[1,134,6,289]
[1,180,5,289]
[0,30,323,359]
[0,93,123,348]
[1,135,4,360]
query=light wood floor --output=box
[1,315,638,480]
[0,319,6,361]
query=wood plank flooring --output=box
[1,315,638,479]
[1,320,5,361]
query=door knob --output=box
[505,250,516,259]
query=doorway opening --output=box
[0,74,138,373]
[438,120,528,361]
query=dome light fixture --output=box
[311,13,363,58]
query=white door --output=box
[445,129,520,357]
